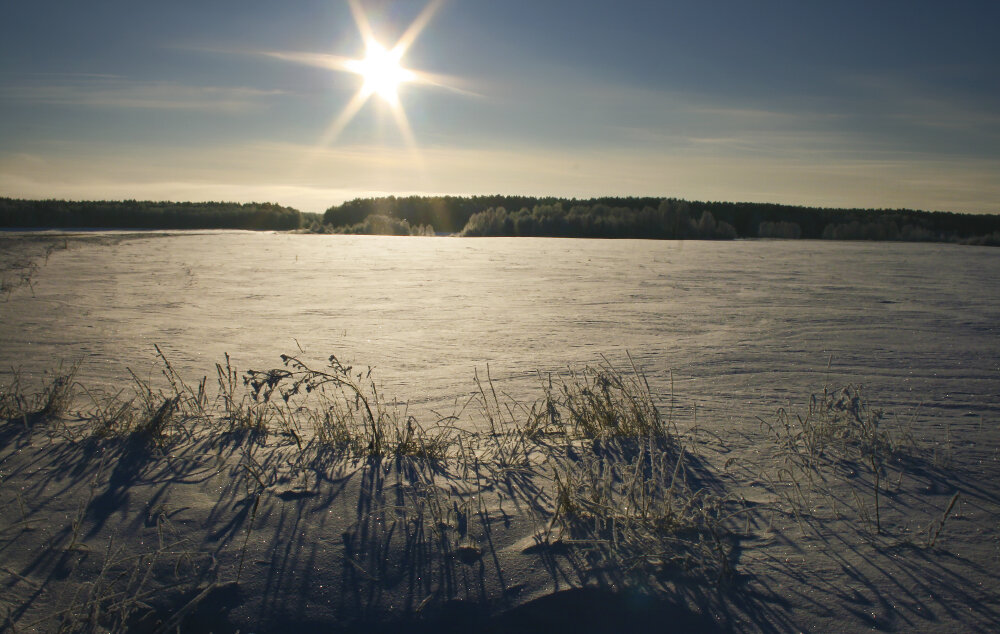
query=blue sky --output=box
[2,0,998,213]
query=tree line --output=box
[308,214,434,236]
[458,201,737,239]
[4,195,998,244]
[323,195,561,234]
[0,198,305,231]
[322,195,1000,244]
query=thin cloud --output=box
[840,71,1000,129]
[3,76,284,111]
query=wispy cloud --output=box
[3,75,283,111]
[839,71,1000,132]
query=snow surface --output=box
[1,232,998,632]
[2,232,997,428]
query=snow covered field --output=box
[1,232,998,632]
[3,232,997,428]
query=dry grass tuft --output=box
[757,384,951,541]
[244,353,457,460]
[559,355,668,441]
[0,363,78,428]
[216,353,270,434]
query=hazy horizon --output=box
[2,1,998,215]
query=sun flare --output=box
[345,40,415,104]
[263,0,447,149]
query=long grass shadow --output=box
[733,386,1000,631]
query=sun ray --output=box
[259,51,354,72]
[346,0,376,47]
[408,69,483,98]
[318,88,372,148]
[389,100,420,157]
[392,0,445,58]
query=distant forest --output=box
[322,195,1000,244]
[0,199,306,231]
[3,196,999,245]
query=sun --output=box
[345,40,415,105]
[261,0,448,148]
